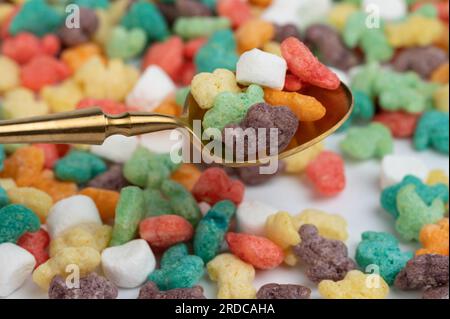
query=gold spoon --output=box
[0,83,353,167]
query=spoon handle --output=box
[0,108,181,145]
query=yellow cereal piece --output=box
[283,142,324,173]
[385,15,444,48]
[292,209,348,241]
[74,56,139,102]
[49,223,112,257]
[207,253,256,299]
[434,84,449,113]
[0,56,20,93]
[93,9,113,46]
[32,247,101,290]
[2,88,49,119]
[6,187,53,223]
[0,178,17,191]
[191,69,241,109]
[426,169,449,187]
[41,80,84,113]
[262,41,282,57]
[328,3,358,31]
[318,270,390,299]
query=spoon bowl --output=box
[0,83,353,167]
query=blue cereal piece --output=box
[54,150,107,184]
[414,111,449,155]
[339,90,375,131]
[193,200,236,263]
[381,175,449,219]
[355,231,413,285]
[0,204,40,243]
[148,243,204,291]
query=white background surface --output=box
[7,133,449,299]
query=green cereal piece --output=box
[414,111,449,155]
[73,0,110,9]
[350,63,380,98]
[148,243,204,290]
[413,4,438,18]
[0,145,5,171]
[193,200,236,263]
[381,175,449,219]
[338,90,375,132]
[175,87,191,107]
[174,17,231,40]
[121,1,169,42]
[0,187,10,209]
[110,186,145,246]
[143,180,201,226]
[54,150,107,184]
[106,26,147,60]
[9,0,64,37]
[195,29,239,73]
[396,185,446,241]
[340,123,393,160]
[355,231,413,285]
[123,147,180,188]
[202,84,265,131]
[0,204,40,244]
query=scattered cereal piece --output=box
[49,273,118,299]
[417,218,449,256]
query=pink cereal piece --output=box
[76,98,128,115]
[17,229,50,268]
[139,215,194,251]
[281,37,340,90]
[183,37,207,59]
[306,151,346,196]
[373,111,420,138]
[20,55,71,91]
[142,36,184,80]
[1,33,60,64]
[217,0,252,29]
[226,232,284,269]
[192,168,245,206]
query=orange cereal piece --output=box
[171,164,202,191]
[417,218,449,256]
[32,170,77,202]
[249,0,272,7]
[61,43,103,72]
[236,19,275,53]
[264,88,326,122]
[430,62,449,84]
[0,146,45,187]
[80,187,119,222]
[153,98,182,117]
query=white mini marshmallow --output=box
[381,155,429,189]
[236,200,278,236]
[126,65,176,112]
[91,135,139,163]
[363,0,407,21]
[0,243,36,297]
[139,130,185,154]
[261,0,302,26]
[237,49,287,90]
[101,239,156,288]
[47,195,102,238]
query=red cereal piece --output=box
[55,144,71,157]
[217,0,252,29]
[1,33,60,64]
[76,98,127,115]
[192,168,245,205]
[142,36,184,80]
[284,73,303,92]
[281,37,340,90]
[306,151,346,196]
[373,111,420,138]
[17,229,50,268]
[177,61,196,86]
[225,232,284,269]
[184,37,207,59]
[21,55,71,91]
[139,215,194,251]
[34,144,60,169]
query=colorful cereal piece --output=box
[417,218,449,256]
[414,111,449,155]
[49,273,118,299]
[17,229,50,268]
[0,204,40,244]
[306,151,346,196]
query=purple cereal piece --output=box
[234,161,285,186]
[176,0,212,17]
[156,3,179,26]
[394,254,449,290]
[423,285,449,299]
[58,8,99,47]
[392,46,448,79]
[87,164,129,191]
[304,24,360,71]
[293,224,357,283]
[48,273,118,299]
[138,281,206,299]
[257,283,311,299]
[275,24,302,43]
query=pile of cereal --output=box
[0,0,448,300]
